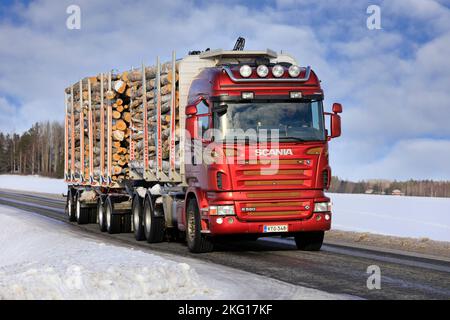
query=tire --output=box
[132,194,146,241]
[294,231,324,251]
[186,199,213,253]
[66,189,76,222]
[143,195,165,243]
[75,192,90,225]
[98,197,107,232]
[105,196,121,234]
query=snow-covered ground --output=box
[0,174,66,194]
[329,193,450,242]
[0,205,344,300]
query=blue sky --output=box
[0,0,449,181]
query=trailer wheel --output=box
[143,195,164,243]
[97,197,107,232]
[75,192,90,225]
[105,196,121,234]
[294,231,324,251]
[186,199,213,253]
[132,194,146,241]
[66,189,76,222]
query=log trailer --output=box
[64,44,343,253]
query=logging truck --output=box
[64,44,343,253]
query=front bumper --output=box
[207,212,331,235]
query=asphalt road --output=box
[1,189,449,299]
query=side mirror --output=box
[330,114,341,138]
[185,105,197,116]
[332,103,342,114]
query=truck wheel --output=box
[98,198,107,232]
[132,194,146,241]
[143,195,164,243]
[294,231,324,251]
[76,192,90,225]
[186,199,213,253]
[66,189,76,222]
[105,196,121,234]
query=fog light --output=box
[216,217,223,224]
[227,217,234,224]
[325,214,331,221]
[316,214,322,221]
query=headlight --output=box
[314,202,331,212]
[209,205,235,216]
[288,65,301,77]
[256,64,269,77]
[239,65,252,78]
[272,64,284,78]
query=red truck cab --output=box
[181,51,342,252]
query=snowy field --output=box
[0,205,344,300]
[329,193,450,242]
[0,174,66,194]
[1,174,449,242]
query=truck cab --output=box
[180,49,342,252]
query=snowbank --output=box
[329,193,450,242]
[0,175,65,195]
[0,205,343,300]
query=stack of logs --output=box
[65,60,179,184]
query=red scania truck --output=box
[64,44,342,253]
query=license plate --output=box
[263,225,288,233]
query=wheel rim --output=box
[98,202,103,226]
[187,210,195,242]
[133,202,140,230]
[106,202,111,227]
[144,202,151,233]
[76,198,80,220]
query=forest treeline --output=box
[329,176,450,198]
[0,122,64,178]
[1,122,449,197]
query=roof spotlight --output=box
[288,65,301,77]
[272,64,284,78]
[256,65,269,77]
[239,65,252,78]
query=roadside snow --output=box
[329,193,450,242]
[0,205,345,300]
[0,174,65,195]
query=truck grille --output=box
[234,157,314,190]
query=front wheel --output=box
[186,199,213,253]
[294,231,324,251]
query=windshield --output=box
[213,100,326,142]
